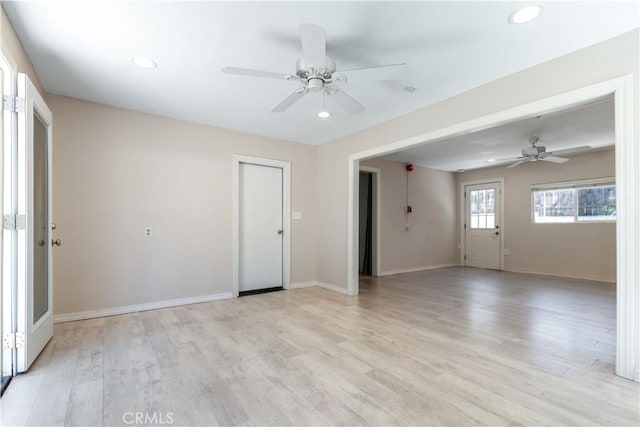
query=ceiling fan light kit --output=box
[222,23,409,117]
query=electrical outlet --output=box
[292,212,302,220]
[145,227,152,237]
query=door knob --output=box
[51,223,57,230]
[277,229,283,235]
[52,239,62,247]
[495,232,500,235]
[38,240,46,247]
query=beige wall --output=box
[46,94,317,315]
[457,150,616,282]
[361,158,457,274]
[316,30,639,290]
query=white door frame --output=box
[359,166,381,277]
[0,50,17,379]
[347,75,638,381]
[460,178,505,270]
[232,154,291,297]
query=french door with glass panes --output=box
[15,73,54,372]
[465,182,502,270]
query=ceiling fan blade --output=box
[540,155,569,164]
[299,24,326,68]
[270,87,309,112]
[506,160,528,169]
[332,63,409,84]
[546,145,592,157]
[495,156,526,162]
[326,87,365,114]
[222,67,299,81]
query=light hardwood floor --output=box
[1,267,638,426]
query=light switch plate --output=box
[292,212,302,220]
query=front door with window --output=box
[465,182,501,270]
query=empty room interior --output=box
[0,2,639,426]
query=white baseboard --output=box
[289,281,317,289]
[316,282,349,295]
[504,268,615,284]
[53,292,233,323]
[290,281,349,295]
[379,263,457,277]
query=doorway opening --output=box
[346,76,636,380]
[358,166,380,277]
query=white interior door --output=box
[17,73,53,372]
[239,162,283,292]
[465,182,501,270]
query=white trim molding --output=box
[347,75,638,381]
[379,263,458,277]
[53,292,233,323]
[316,282,349,295]
[232,154,292,297]
[505,268,615,284]
[289,281,317,289]
[290,281,349,295]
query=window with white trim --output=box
[532,178,616,223]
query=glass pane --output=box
[478,214,486,229]
[533,189,574,223]
[470,215,479,228]
[486,215,495,229]
[577,186,616,221]
[33,113,49,324]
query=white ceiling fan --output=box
[500,137,591,168]
[222,24,409,115]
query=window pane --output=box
[533,189,574,223]
[479,214,486,229]
[578,186,616,221]
[486,215,495,229]
[470,215,478,228]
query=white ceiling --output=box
[3,1,638,145]
[383,96,615,171]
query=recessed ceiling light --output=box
[132,56,157,69]
[318,111,331,119]
[487,159,496,162]
[404,86,417,93]
[509,5,542,24]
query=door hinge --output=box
[3,332,25,349]
[3,95,25,113]
[464,255,467,260]
[3,214,26,230]
[464,223,466,229]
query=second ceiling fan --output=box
[222,24,409,115]
[499,136,591,168]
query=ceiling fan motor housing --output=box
[296,57,336,81]
[523,145,546,156]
